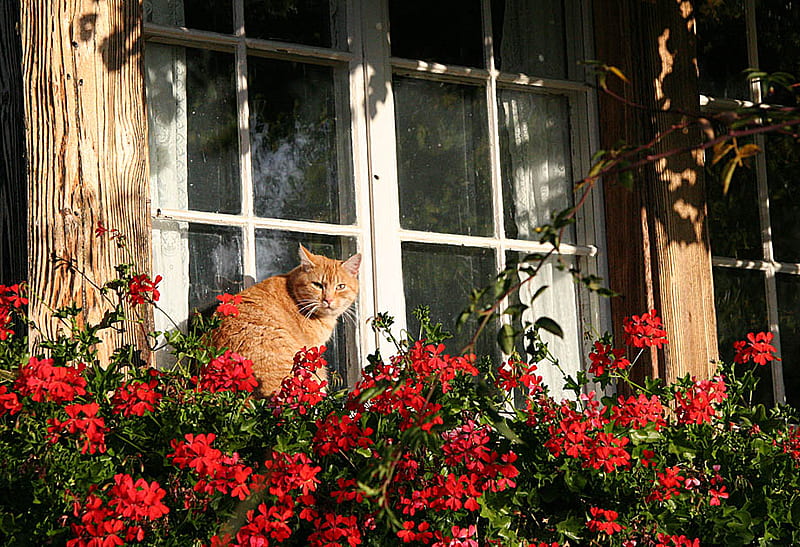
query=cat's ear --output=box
[341,253,362,277]
[298,244,315,271]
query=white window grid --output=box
[702,1,791,404]
[143,0,609,366]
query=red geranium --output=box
[623,309,668,349]
[733,331,780,366]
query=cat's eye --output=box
[336,283,346,290]
[312,281,324,289]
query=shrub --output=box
[0,265,799,547]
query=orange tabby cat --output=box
[211,244,361,396]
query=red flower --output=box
[733,331,780,366]
[674,376,727,425]
[193,350,258,393]
[111,379,162,416]
[95,221,123,241]
[647,466,685,502]
[108,473,169,521]
[127,274,162,305]
[608,394,666,430]
[15,357,87,404]
[397,521,433,544]
[586,507,625,535]
[495,359,543,395]
[47,403,107,454]
[313,412,374,457]
[588,341,630,376]
[0,386,22,416]
[269,347,328,412]
[709,485,729,506]
[216,293,242,317]
[623,309,668,349]
[656,533,701,547]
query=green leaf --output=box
[534,317,563,338]
[555,516,585,540]
[497,324,517,355]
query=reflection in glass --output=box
[695,2,749,99]
[756,0,800,102]
[394,77,492,236]
[248,58,354,224]
[766,134,800,262]
[776,273,800,408]
[255,229,359,389]
[185,49,241,214]
[705,150,761,260]
[491,0,567,79]
[499,90,574,243]
[188,224,243,313]
[712,267,772,406]
[389,0,483,67]
[506,253,582,400]
[144,0,233,35]
[244,0,346,49]
[402,243,496,358]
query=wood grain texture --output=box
[0,0,27,285]
[594,0,718,383]
[20,0,152,364]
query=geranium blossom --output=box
[269,346,328,413]
[674,376,727,425]
[16,357,87,404]
[111,378,162,416]
[47,402,107,454]
[586,507,625,535]
[588,341,630,376]
[127,273,162,305]
[623,309,668,349]
[108,473,169,521]
[193,350,258,393]
[733,331,779,366]
[0,385,22,416]
[216,293,242,317]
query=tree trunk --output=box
[19,0,152,364]
[594,0,718,382]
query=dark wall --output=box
[0,0,27,285]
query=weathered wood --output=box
[594,0,718,382]
[1,0,27,285]
[20,0,152,364]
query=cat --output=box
[211,244,361,396]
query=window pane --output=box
[705,153,761,260]
[777,273,800,408]
[402,242,496,357]
[144,0,233,35]
[255,229,359,389]
[244,0,347,49]
[712,267,772,406]
[756,0,800,101]
[249,58,355,224]
[766,134,800,262]
[491,0,567,79]
[696,2,749,99]
[499,90,574,243]
[506,252,582,401]
[394,77,492,236]
[389,0,483,67]
[188,224,244,313]
[146,45,241,214]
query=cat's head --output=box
[290,245,361,318]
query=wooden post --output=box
[19,0,152,364]
[1,0,27,285]
[594,0,718,382]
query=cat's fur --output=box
[211,245,361,396]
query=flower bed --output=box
[1,270,799,546]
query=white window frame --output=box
[143,0,609,382]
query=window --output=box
[698,0,800,406]
[144,0,606,397]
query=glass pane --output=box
[394,77,492,236]
[705,150,761,260]
[776,273,800,408]
[491,0,567,79]
[499,90,574,243]
[712,267,772,406]
[188,224,244,313]
[756,0,800,103]
[244,0,347,50]
[401,242,497,357]
[695,2,749,99]
[248,58,354,224]
[144,0,233,35]
[185,49,241,214]
[766,134,800,262]
[146,45,241,214]
[255,230,359,389]
[506,252,582,401]
[388,0,483,67]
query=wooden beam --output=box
[594,0,718,382]
[1,0,27,285]
[19,0,152,364]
